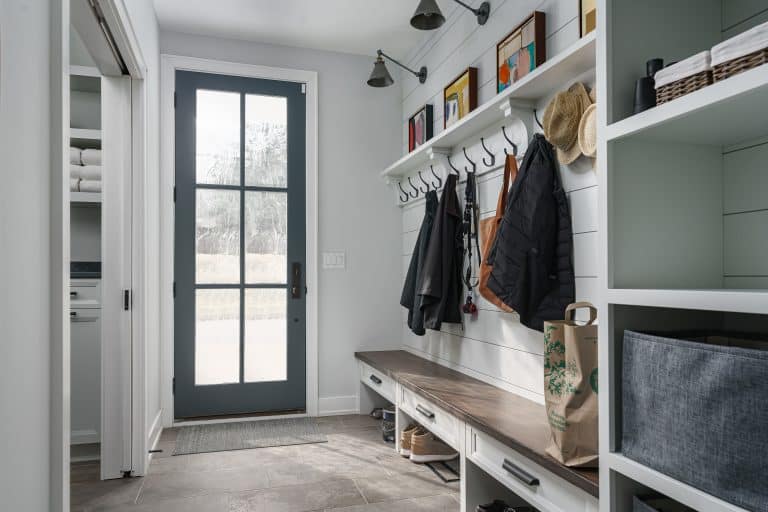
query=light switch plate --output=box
[322,251,346,270]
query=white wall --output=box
[159,31,404,415]
[121,0,164,460]
[397,0,598,403]
[0,1,61,510]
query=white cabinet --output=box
[70,280,101,445]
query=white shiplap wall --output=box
[397,0,597,403]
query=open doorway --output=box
[67,0,150,504]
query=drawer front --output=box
[400,386,460,450]
[467,427,593,512]
[70,280,101,305]
[359,361,395,403]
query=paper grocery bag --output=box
[544,302,599,467]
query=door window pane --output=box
[196,90,241,185]
[245,95,287,187]
[196,289,240,385]
[196,189,240,284]
[245,289,287,382]
[245,191,287,283]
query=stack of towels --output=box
[70,147,102,192]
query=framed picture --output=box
[408,104,434,152]
[496,12,546,94]
[443,67,478,129]
[580,0,596,36]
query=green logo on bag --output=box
[589,368,598,394]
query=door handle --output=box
[416,404,435,419]
[291,262,302,299]
[369,375,382,385]
[502,458,540,486]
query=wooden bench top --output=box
[355,350,599,498]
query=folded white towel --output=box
[654,51,712,89]
[70,164,84,179]
[79,180,102,193]
[79,165,102,180]
[81,148,102,166]
[70,178,80,192]
[70,147,82,165]
[712,19,768,67]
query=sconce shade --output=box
[410,0,446,30]
[367,56,395,87]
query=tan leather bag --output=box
[478,154,517,312]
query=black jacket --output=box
[418,173,464,330]
[400,190,438,335]
[487,134,575,332]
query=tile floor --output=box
[71,415,460,512]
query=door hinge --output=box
[173,186,176,203]
[123,289,131,311]
[172,377,175,395]
[174,91,177,108]
[301,83,306,94]
[173,281,176,298]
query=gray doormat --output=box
[173,417,327,455]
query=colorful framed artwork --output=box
[496,12,546,94]
[443,67,478,129]
[408,104,434,152]
[580,0,596,36]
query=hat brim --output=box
[578,104,597,158]
[557,140,583,165]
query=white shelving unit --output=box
[380,33,596,181]
[598,1,768,511]
[71,128,102,142]
[71,191,102,204]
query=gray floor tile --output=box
[71,477,143,510]
[327,494,459,511]
[354,471,459,504]
[90,493,230,512]
[138,468,269,504]
[229,479,364,512]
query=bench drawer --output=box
[467,427,596,512]
[359,361,395,403]
[399,386,461,451]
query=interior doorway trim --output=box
[159,54,320,427]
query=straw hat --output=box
[578,89,597,158]
[543,82,592,164]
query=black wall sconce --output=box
[411,0,491,30]
[367,49,428,87]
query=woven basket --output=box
[713,47,768,82]
[656,70,713,104]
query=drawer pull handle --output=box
[70,311,77,318]
[70,291,78,297]
[416,404,435,419]
[502,459,539,486]
[369,375,382,385]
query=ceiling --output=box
[152,0,427,58]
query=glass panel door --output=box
[174,70,306,418]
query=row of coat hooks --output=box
[396,120,530,203]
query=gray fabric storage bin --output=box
[633,494,695,512]
[622,331,768,512]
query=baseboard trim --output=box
[71,429,100,445]
[318,395,359,416]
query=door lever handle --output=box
[291,263,302,299]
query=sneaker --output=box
[476,501,508,512]
[399,424,423,457]
[409,431,458,463]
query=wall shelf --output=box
[606,64,768,146]
[606,288,768,315]
[71,128,101,141]
[381,33,596,180]
[71,192,102,204]
[606,453,747,512]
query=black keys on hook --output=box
[463,147,476,174]
[397,182,409,203]
[502,125,518,156]
[430,165,443,189]
[480,137,495,167]
[407,176,420,198]
[417,171,430,193]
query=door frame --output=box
[160,55,319,426]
